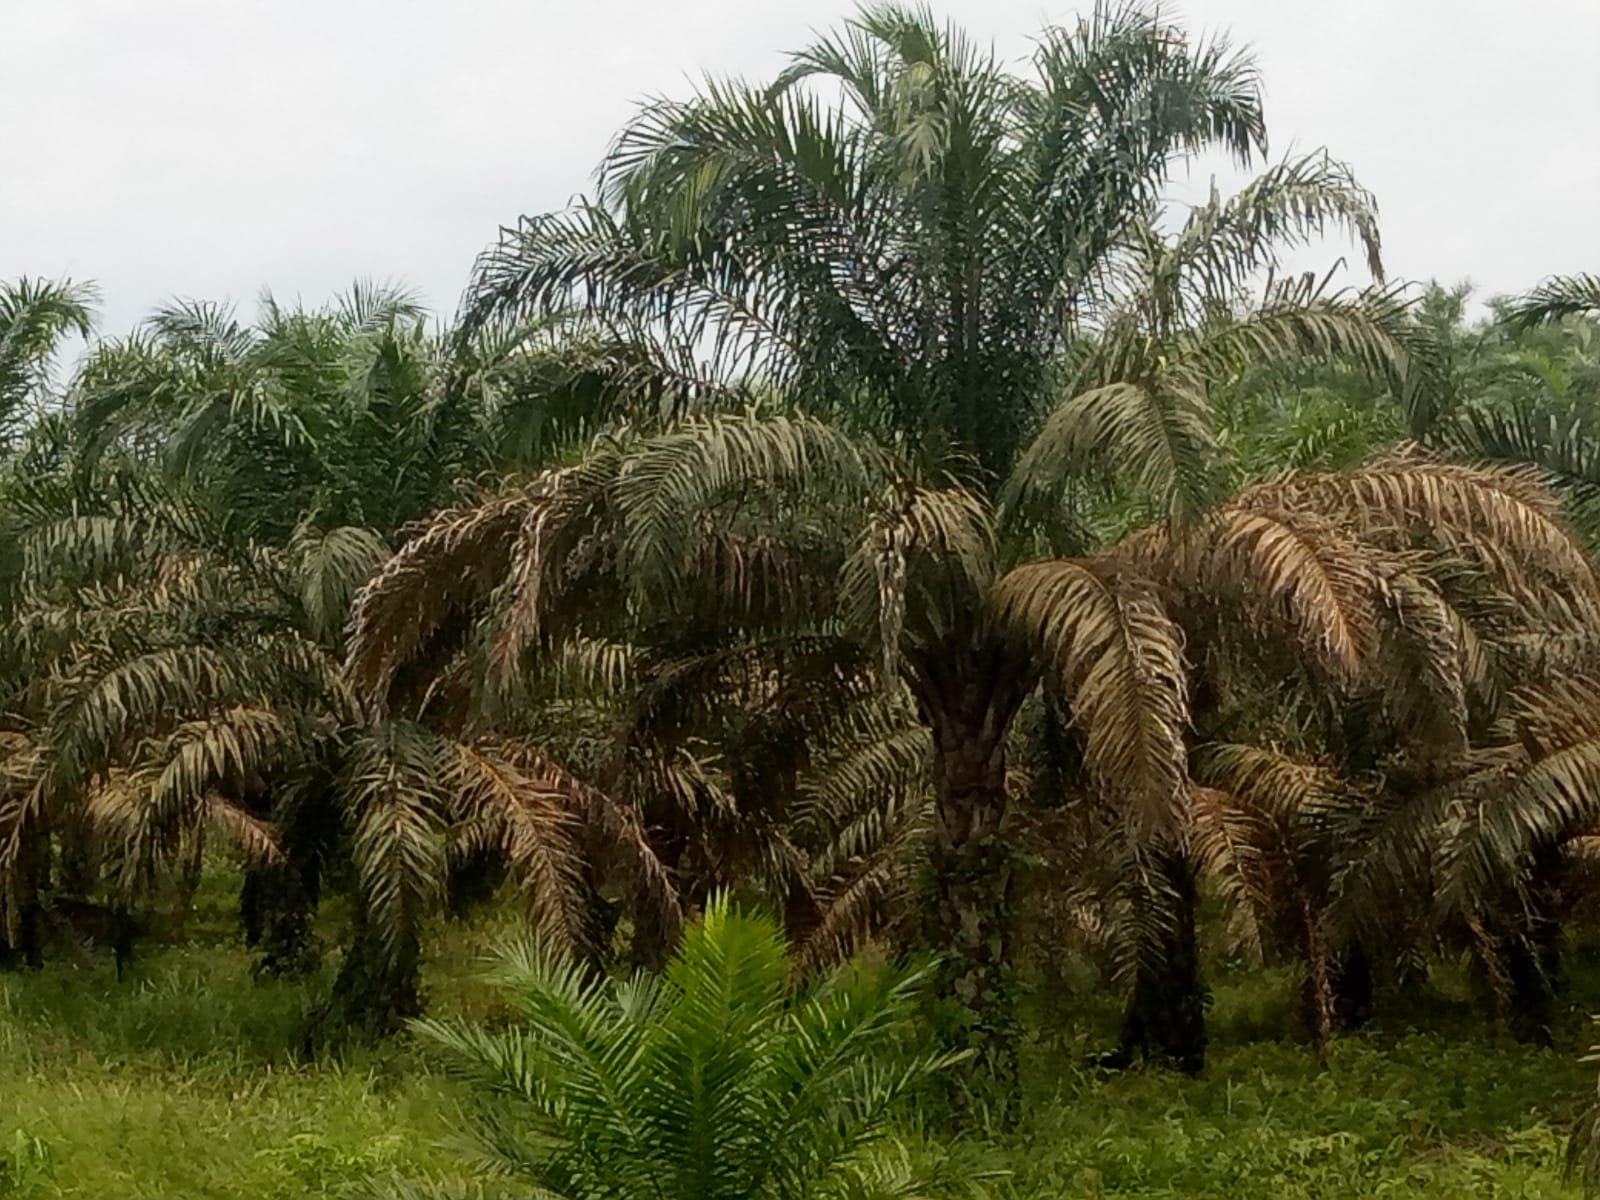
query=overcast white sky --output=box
[4,0,1597,336]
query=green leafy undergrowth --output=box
[2,893,1595,1198]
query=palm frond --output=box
[993,558,1187,832]
[839,482,994,679]
[293,524,391,646]
[1188,783,1273,963]
[1505,273,1600,329]
[1006,374,1214,525]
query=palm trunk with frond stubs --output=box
[918,664,1029,1086]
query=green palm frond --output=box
[1167,152,1382,303]
[1007,374,1215,525]
[292,524,392,646]
[1506,273,1600,329]
[0,277,96,445]
[344,723,450,969]
[410,899,960,1200]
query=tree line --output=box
[3,1,1600,1087]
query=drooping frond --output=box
[42,639,339,798]
[838,481,994,679]
[1367,562,1471,756]
[1006,373,1215,524]
[1233,454,1600,620]
[484,735,683,951]
[795,723,932,877]
[488,453,626,686]
[85,705,307,888]
[791,853,899,976]
[292,524,392,646]
[204,795,285,866]
[1193,287,1415,386]
[1126,507,1376,683]
[1442,686,1600,915]
[1169,152,1383,301]
[611,411,876,594]
[993,558,1188,832]
[1505,272,1600,329]
[345,492,534,699]
[1188,783,1273,963]
[342,724,449,965]
[1192,742,1340,831]
[445,740,588,953]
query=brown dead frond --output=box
[345,492,532,701]
[993,558,1188,835]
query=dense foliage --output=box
[3,2,1600,1195]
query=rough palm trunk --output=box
[1115,845,1207,1075]
[306,910,424,1049]
[240,858,322,977]
[0,830,47,971]
[1303,904,1337,1059]
[1331,944,1374,1031]
[922,671,1024,1089]
[445,846,505,919]
[1506,846,1564,1047]
[173,827,205,934]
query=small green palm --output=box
[392,899,970,1200]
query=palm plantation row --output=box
[5,3,1600,1091]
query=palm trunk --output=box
[1331,944,1374,1031]
[1116,845,1207,1075]
[1303,903,1337,1060]
[173,826,205,934]
[1507,846,1564,1046]
[445,846,505,919]
[307,908,424,1048]
[922,673,1024,1088]
[0,830,46,971]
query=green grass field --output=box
[3,885,1595,1198]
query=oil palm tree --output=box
[0,283,705,1031]
[1021,444,1600,1065]
[0,459,690,1032]
[389,897,969,1200]
[432,1,1429,1072]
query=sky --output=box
[4,0,1597,338]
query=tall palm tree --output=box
[408,3,1430,1071]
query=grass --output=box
[2,882,1595,1198]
